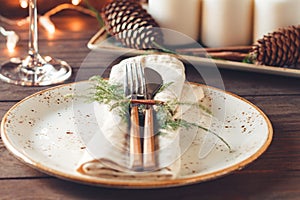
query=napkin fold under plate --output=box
[77,55,207,180]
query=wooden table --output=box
[1,15,300,200]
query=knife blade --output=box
[143,68,163,170]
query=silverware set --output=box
[125,62,163,171]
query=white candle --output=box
[201,0,253,47]
[253,0,300,42]
[148,0,201,45]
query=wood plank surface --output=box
[0,172,299,200]
[1,11,300,200]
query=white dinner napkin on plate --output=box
[77,54,206,180]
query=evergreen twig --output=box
[89,76,231,150]
[84,0,104,27]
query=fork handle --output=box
[129,106,143,170]
[143,106,156,170]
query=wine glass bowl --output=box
[0,55,71,86]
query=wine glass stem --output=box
[28,0,39,61]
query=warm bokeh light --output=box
[72,0,81,6]
[39,16,56,34]
[2,0,96,51]
[19,0,28,8]
[7,45,15,53]
[68,19,85,32]
[1,27,19,52]
[6,32,19,53]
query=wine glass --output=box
[0,0,72,86]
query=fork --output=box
[133,64,159,170]
[125,62,144,170]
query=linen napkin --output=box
[77,54,206,180]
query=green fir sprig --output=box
[83,0,104,27]
[88,76,130,118]
[89,76,231,150]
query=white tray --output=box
[87,28,300,78]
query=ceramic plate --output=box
[88,28,300,78]
[1,81,273,188]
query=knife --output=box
[143,68,163,170]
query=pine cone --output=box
[251,25,300,67]
[101,0,163,50]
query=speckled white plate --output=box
[1,81,273,188]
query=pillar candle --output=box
[253,0,300,42]
[148,0,201,45]
[201,0,253,47]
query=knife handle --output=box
[143,106,156,170]
[129,106,143,170]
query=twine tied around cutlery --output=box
[130,99,165,105]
